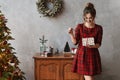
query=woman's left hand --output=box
[86,44,95,48]
[86,44,100,48]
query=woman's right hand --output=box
[68,28,74,35]
[68,28,76,44]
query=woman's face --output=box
[84,13,94,24]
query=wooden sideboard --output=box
[33,55,84,80]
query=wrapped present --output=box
[82,37,95,46]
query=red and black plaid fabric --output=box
[72,23,103,76]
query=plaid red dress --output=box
[72,23,103,76]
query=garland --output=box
[36,0,63,17]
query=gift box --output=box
[82,37,95,46]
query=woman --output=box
[68,2,103,80]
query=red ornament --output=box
[3,41,7,45]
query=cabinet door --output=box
[35,60,60,80]
[62,60,84,80]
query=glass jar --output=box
[40,43,46,56]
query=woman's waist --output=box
[77,46,99,54]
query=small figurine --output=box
[64,41,71,52]
[47,46,53,57]
[55,48,59,55]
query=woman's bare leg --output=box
[84,75,94,80]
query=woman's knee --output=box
[84,75,94,80]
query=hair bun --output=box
[85,2,94,9]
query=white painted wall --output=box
[0,0,120,80]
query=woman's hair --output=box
[83,2,96,18]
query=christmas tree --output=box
[0,10,26,80]
[64,41,71,52]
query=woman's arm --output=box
[68,28,77,45]
[87,26,103,48]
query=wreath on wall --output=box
[36,0,63,17]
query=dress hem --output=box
[72,71,102,76]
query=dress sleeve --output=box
[96,26,103,45]
[74,24,81,45]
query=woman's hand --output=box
[86,44,94,48]
[86,44,100,48]
[68,28,77,44]
[68,28,74,35]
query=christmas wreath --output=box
[36,0,63,17]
